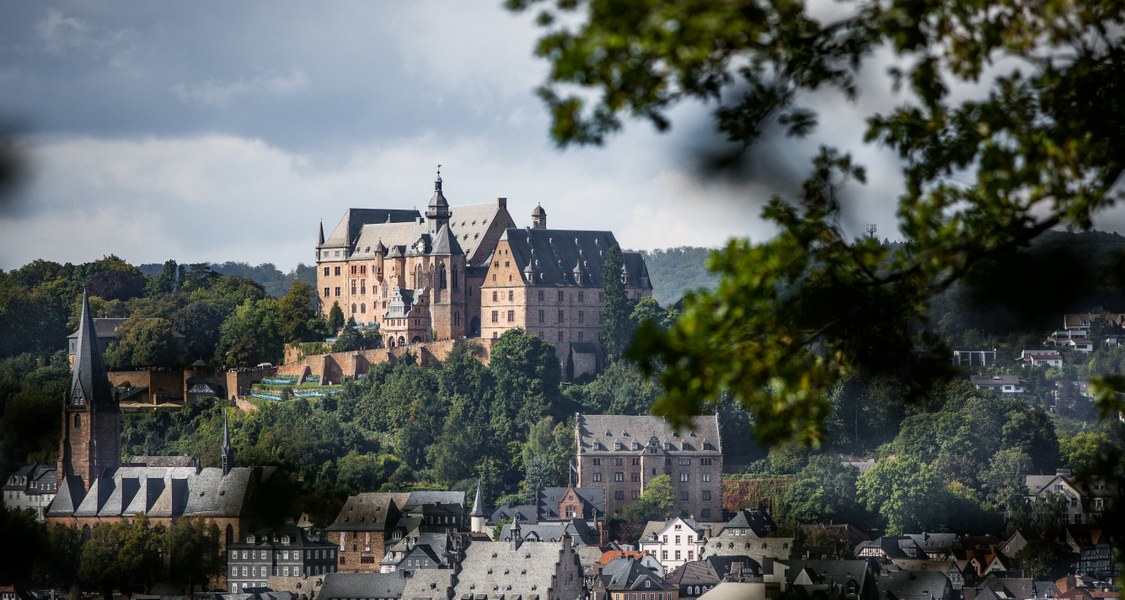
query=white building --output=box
[639,516,711,574]
[2,465,57,522]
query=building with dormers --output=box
[2,464,57,521]
[575,414,723,519]
[316,171,652,368]
[226,525,338,593]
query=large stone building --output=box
[316,171,652,366]
[575,414,723,519]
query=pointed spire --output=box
[70,290,114,410]
[317,220,325,246]
[471,481,486,517]
[427,166,451,235]
[221,408,234,476]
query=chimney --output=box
[497,197,507,209]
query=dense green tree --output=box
[165,517,222,594]
[327,301,345,333]
[599,244,631,363]
[629,296,675,331]
[214,298,283,366]
[489,329,561,439]
[278,281,326,343]
[145,259,183,296]
[79,516,164,599]
[520,417,573,488]
[510,0,1125,449]
[981,448,1032,517]
[103,316,182,369]
[781,456,863,525]
[173,300,225,362]
[569,360,659,414]
[857,457,948,535]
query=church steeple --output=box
[221,408,234,476]
[59,289,120,492]
[317,220,325,247]
[70,290,114,410]
[471,480,488,535]
[427,165,451,235]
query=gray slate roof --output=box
[536,485,605,520]
[725,509,777,538]
[70,292,115,409]
[498,519,600,547]
[322,209,420,249]
[327,493,401,532]
[318,572,409,600]
[48,466,266,518]
[453,539,574,599]
[498,228,651,289]
[597,557,675,592]
[577,414,722,455]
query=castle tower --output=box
[221,408,235,476]
[470,481,487,535]
[58,290,120,492]
[531,203,547,229]
[426,166,451,236]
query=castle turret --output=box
[426,166,451,235]
[471,481,487,535]
[531,203,546,229]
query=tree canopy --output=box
[508,0,1125,445]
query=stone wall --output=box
[276,338,493,384]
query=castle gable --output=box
[446,200,516,266]
[322,208,420,251]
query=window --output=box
[700,458,713,465]
[334,287,341,296]
[615,472,624,482]
[702,473,711,482]
[701,508,711,519]
[688,551,694,560]
[661,550,668,560]
[507,310,515,322]
[558,310,564,323]
[675,550,681,560]
[323,267,329,276]
[702,491,712,501]
[491,311,499,323]
[578,311,584,323]
[663,535,668,544]
[493,291,498,301]
[593,458,601,466]
[508,290,514,301]
[558,331,564,342]
[632,473,640,482]
[593,473,602,482]
[614,457,624,466]
[538,309,544,323]
[242,567,248,576]
[678,458,691,466]
[632,457,640,465]
[632,490,639,500]
[680,491,689,501]
[578,291,584,302]
[334,266,341,276]
[323,287,330,297]
[680,473,690,482]
[615,491,625,500]
[675,535,681,544]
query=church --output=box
[46,291,272,548]
[316,170,653,366]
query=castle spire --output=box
[317,220,325,247]
[221,408,234,476]
[471,481,485,517]
[427,165,451,236]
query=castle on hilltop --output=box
[315,170,652,368]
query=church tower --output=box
[58,290,120,492]
[426,168,467,340]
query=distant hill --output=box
[638,247,720,306]
[137,261,316,298]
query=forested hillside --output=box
[637,247,719,305]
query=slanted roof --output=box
[327,492,401,532]
[453,538,576,599]
[70,292,116,410]
[666,560,721,586]
[726,509,777,537]
[318,572,408,600]
[322,209,420,250]
[599,557,676,592]
[499,228,651,289]
[447,201,516,266]
[577,414,722,455]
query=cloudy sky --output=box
[2,2,1115,272]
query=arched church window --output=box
[440,264,447,290]
[451,266,459,290]
[360,304,366,314]
[351,304,357,314]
